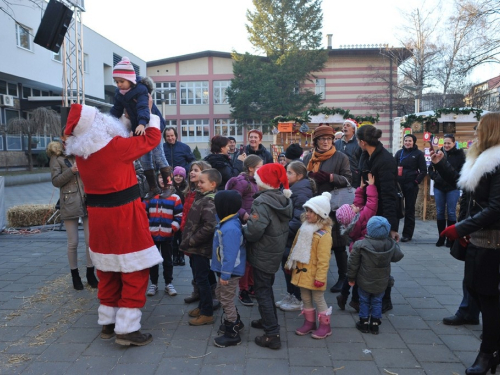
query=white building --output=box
[0,1,145,167]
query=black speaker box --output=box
[34,0,73,53]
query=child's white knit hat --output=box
[303,192,332,219]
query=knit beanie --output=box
[285,143,303,160]
[113,57,136,84]
[214,190,242,221]
[255,163,292,198]
[336,204,356,226]
[303,192,332,219]
[312,124,334,140]
[366,216,391,239]
[173,166,186,179]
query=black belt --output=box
[86,184,141,208]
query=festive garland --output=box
[271,115,309,126]
[401,114,437,127]
[354,114,380,124]
[270,107,381,127]
[306,107,351,118]
[434,107,483,121]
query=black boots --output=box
[330,250,347,293]
[144,169,161,199]
[214,321,242,348]
[255,333,281,349]
[370,317,381,335]
[101,324,115,339]
[356,317,370,333]
[466,351,499,375]
[115,331,153,346]
[86,267,98,288]
[382,276,394,313]
[436,219,446,247]
[71,268,84,290]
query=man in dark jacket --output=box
[244,129,274,164]
[163,127,196,170]
[243,163,293,350]
[335,119,362,188]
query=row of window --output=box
[0,135,53,151]
[154,79,325,106]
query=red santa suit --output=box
[64,104,162,338]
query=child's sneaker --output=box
[165,284,177,296]
[239,290,254,306]
[275,293,292,308]
[280,295,302,311]
[147,284,158,296]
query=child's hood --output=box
[355,237,400,262]
[254,189,293,221]
[138,76,155,94]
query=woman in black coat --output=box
[204,135,245,190]
[428,134,465,247]
[394,134,427,242]
[436,113,500,375]
[357,125,399,313]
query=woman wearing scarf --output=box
[303,124,352,294]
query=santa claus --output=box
[64,103,163,346]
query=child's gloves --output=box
[308,170,330,184]
[314,280,325,288]
[441,225,459,240]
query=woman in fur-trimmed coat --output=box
[436,112,500,375]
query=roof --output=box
[147,51,233,67]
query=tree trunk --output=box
[27,133,33,172]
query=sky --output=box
[82,0,494,82]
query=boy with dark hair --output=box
[180,168,221,326]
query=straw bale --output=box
[7,204,58,227]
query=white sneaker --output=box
[165,283,177,296]
[280,295,302,311]
[147,284,158,296]
[275,293,292,308]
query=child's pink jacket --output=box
[348,185,378,251]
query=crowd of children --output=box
[97,56,405,349]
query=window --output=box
[5,109,19,124]
[181,119,209,142]
[154,82,177,106]
[213,81,230,104]
[53,50,62,62]
[246,121,273,142]
[0,81,6,95]
[16,24,32,51]
[8,83,17,97]
[84,53,89,73]
[214,119,243,141]
[22,87,31,99]
[180,81,208,105]
[32,88,41,96]
[315,78,326,99]
[6,135,22,150]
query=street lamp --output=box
[402,85,431,113]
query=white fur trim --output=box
[254,171,275,190]
[90,244,163,273]
[147,114,160,130]
[283,189,292,198]
[65,112,130,159]
[458,144,500,191]
[285,222,322,270]
[73,105,97,136]
[119,114,132,132]
[114,307,141,334]
[97,304,118,325]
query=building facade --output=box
[0,1,145,167]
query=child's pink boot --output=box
[311,307,332,339]
[295,308,317,335]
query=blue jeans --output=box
[358,287,384,319]
[434,188,460,221]
[456,280,480,321]
[140,142,169,171]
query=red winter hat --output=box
[255,163,291,198]
[113,56,137,85]
[343,118,359,129]
[64,104,97,136]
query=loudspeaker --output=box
[34,0,73,53]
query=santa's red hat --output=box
[255,163,291,198]
[64,104,97,136]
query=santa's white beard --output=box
[65,112,130,158]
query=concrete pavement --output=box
[0,182,480,374]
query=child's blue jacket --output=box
[211,214,246,281]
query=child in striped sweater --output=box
[145,173,183,296]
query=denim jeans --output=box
[149,240,173,285]
[253,268,279,335]
[456,279,480,321]
[358,287,385,319]
[140,142,169,171]
[434,188,460,221]
[191,254,213,317]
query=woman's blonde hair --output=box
[300,211,333,230]
[183,160,211,195]
[468,112,500,159]
[46,141,63,158]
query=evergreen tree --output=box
[193,146,202,160]
[228,0,327,127]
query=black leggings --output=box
[468,288,500,354]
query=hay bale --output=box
[7,204,58,227]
